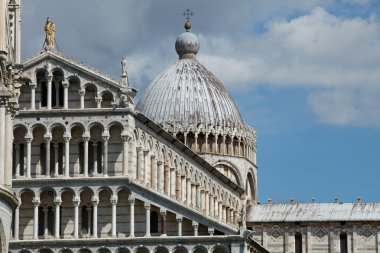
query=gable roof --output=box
[22,49,121,89]
[248,203,380,222]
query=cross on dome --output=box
[182,8,193,31]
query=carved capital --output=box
[54,197,62,206]
[32,198,40,207]
[25,136,33,143]
[73,197,80,207]
[29,82,37,89]
[128,196,135,205]
[91,197,99,205]
[110,196,118,205]
[63,133,71,142]
[78,89,85,96]
[121,134,131,143]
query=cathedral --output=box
[0,1,379,253]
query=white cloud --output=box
[196,7,380,126]
[20,1,380,126]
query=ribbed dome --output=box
[137,41,243,126]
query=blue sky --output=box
[21,0,380,203]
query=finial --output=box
[44,17,56,50]
[120,57,129,87]
[183,8,193,31]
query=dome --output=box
[137,28,243,127]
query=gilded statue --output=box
[45,18,55,47]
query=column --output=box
[200,189,205,212]
[222,135,226,154]
[214,197,218,217]
[205,133,209,152]
[92,197,99,238]
[191,183,195,207]
[307,226,312,253]
[73,197,80,238]
[129,197,135,237]
[14,204,20,240]
[219,201,223,220]
[222,205,227,222]
[95,95,102,108]
[176,172,181,200]
[32,198,40,239]
[143,149,149,184]
[25,136,33,178]
[15,144,20,177]
[157,161,163,192]
[111,195,118,237]
[352,226,358,253]
[144,202,151,237]
[150,155,157,189]
[102,135,109,177]
[136,147,142,180]
[92,142,98,175]
[196,185,200,209]
[54,142,59,176]
[210,195,214,217]
[205,191,209,215]
[44,136,51,177]
[82,133,90,177]
[186,178,191,205]
[63,134,70,177]
[170,167,176,198]
[62,82,69,109]
[160,209,167,236]
[192,221,199,236]
[164,163,170,195]
[122,135,130,176]
[78,89,85,109]
[176,215,183,236]
[54,197,62,238]
[181,176,186,202]
[47,75,52,110]
[30,83,37,110]
[194,133,198,152]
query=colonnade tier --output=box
[19,65,118,111]
[11,186,241,241]
[172,130,257,164]
[9,234,266,253]
[12,118,244,217]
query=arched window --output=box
[58,83,64,107]
[340,233,348,253]
[40,143,46,175]
[82,205,89,234]
[97,141,102,174]
[58,142,64,175]
[79,142,84,174]
[20,143,25,176]
[295,232,302,253]
[41,82,47,107]
[52,83,56,107]
[47,206,54,235]
[38,207,44,236]
[88,141,94,174]
[150,211,158,233]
